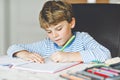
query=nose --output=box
[52,31,58,38]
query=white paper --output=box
[14,58,80,73]
[0,56,80,73]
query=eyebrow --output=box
[45,29,50,32]
[54,24,64,29]
[45,22,64,31]
[55,26,62,30]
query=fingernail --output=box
[56,61,59,63]
[41,61,44,63]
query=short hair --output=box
[39,1,73,29]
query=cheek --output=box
[47,34,52,39]
[60,30,71,41]
[62,27,71,35]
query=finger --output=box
[29,57,44,63]
[50,56,59,62]
[25,54,44,63]
[33,53,42,57]
[31,55,45,63]
[23,57,35,63]
[32,58,44,63]
[31,53,45,62]
[51,57,59,62]
[21,56,33,61]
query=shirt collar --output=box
[54,32,76,49]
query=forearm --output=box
[68,52,83,62]
[51,51,83,63]
[13,50,29,58]
[13,50,45,63]
[7,44,28,58]
[80,48,111,63]
[80,32,111,63]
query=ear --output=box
[70,17,76,29]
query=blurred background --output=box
[0,0,120,55]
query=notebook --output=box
[105,57,120,65]
[0,55,81,73]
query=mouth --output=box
[55,39,61,42]
[54,39,64,46]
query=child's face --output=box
[45,19,75,46]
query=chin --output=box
[57,43,64,47]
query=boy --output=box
[7,1,111,63]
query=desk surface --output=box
[0,63,93,80]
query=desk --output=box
[0,56,93,80]
[0,64,94,80]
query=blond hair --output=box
[39,1,73,29]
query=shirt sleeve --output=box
[7,39,48,58]
[79,32,111,63]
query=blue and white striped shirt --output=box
[7,32,111,63]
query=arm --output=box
[50,51,82,63]
[13,50,44,63]
[51,32,111,63]
[79,32,111,63]
[7,40,48,63]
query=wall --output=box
[9,0,47,44]
[63,0,120,3]
[110,0,120,3]
[0,0,48,55]
[0,0,5,55]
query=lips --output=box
[55,39,61,42]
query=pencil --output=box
[61,35,75,51]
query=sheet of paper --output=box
[105,57,120,65]
[0,56,80,73]
[14,58,80,73]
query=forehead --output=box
[45,20,67,30]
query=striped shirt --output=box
[7,32,111,63]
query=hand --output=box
[14,50,45,63]
[50,51,70,63]
[50,51,82,63]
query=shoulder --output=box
[75,31,91,38]
[36,37,54,44]
[74,31,95,42]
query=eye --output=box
[56,27,62,31]
[46,30,52,34]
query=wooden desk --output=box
[0,63,93,80]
